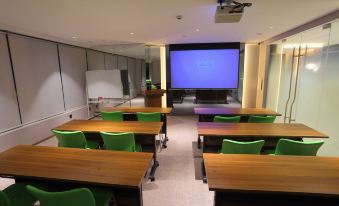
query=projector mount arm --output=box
[217,0,252,13]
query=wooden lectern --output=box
[144,89,166,107]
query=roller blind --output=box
[87,50,105,70]
[0,33,21,132]
[8,34,64,124]
[59,44,87,110]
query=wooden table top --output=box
[198,123,328,138]
[0,145,153,188]
[194,107,281,116]
[54,120,163,135]
[204,153,339,196]
[103,107,172,114]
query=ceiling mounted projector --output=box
[215,0,252,23]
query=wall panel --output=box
[0,33,21,132]
[8,34,64,124]
[59,45,87,110]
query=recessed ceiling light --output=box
[269,26,273,29]
[72,36,77,39]
[196,29,200,32]
[130,32,135,35]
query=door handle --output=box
[289,45,307,123]
[283,47,296,123]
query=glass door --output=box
[265,20,339,156]
[275,34,302,123]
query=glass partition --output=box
[264,19,339,156]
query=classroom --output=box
[0,1,339,206]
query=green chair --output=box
[100,111,123,122]
[136,112,161,122]
[26,185,96,206]
[136,112,166,148]
[100,132,142,152]
[0,183,46,206]
[248,115,276,123]
[213,116,241,123]
[220,139,265,154]
[0,190,9,206]
[274,139,324,156]
[52,130,100,149]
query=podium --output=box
[144,89,166,107]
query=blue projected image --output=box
[170,49,239,89]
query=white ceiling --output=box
[0,0,338,59]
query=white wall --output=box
[242,44,260,108]
[0,31,143,152]
[135,59,142,94]
[152,60,161,84]
[128,58,137,98]
[0,107,88,152]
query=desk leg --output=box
[114,187,143,206]
[148,135,159,182]
[197,135,201,149]
[201,159,207,183]
[162,114,168,149]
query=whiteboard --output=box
[86,70,123,99]
[8,34,65,124]
[0,33,21,132]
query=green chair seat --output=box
[2,183,47,206]
[26,185,97,206]
[248,115,276,123]
[87,187,113,206]
[100,131,141,152]
[136,112,161,122]
[274,139,324,156]
[0,190,9,206]
[220,139,265,154]
[213,116,241,123]
[86,139,101,149]
[100,111,123,122]
[52,130,99,149]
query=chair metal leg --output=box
[149,160,159,182]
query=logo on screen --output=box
[197,60,215,69]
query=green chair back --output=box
[275,139,324,156]
[26,185,96,206]
[221,139,265,154]
[213,116,241,123]
[100,111,123,122]
[52,130,87,149]
[0,191,9,206]
[248,115,276,123]
[136,112,161,122]
[100,132,137,152]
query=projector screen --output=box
[170,48,239,89]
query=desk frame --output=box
[54,120,162,181]
[204,154,339,206]
[103,107,172,148]
[0,146,153,206]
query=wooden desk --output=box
[194,107,281,122]
[0,145,153,206]
[102,107,172,147]
[54,120,163,181]
[204,153,339,206]
[198,123,328,153]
